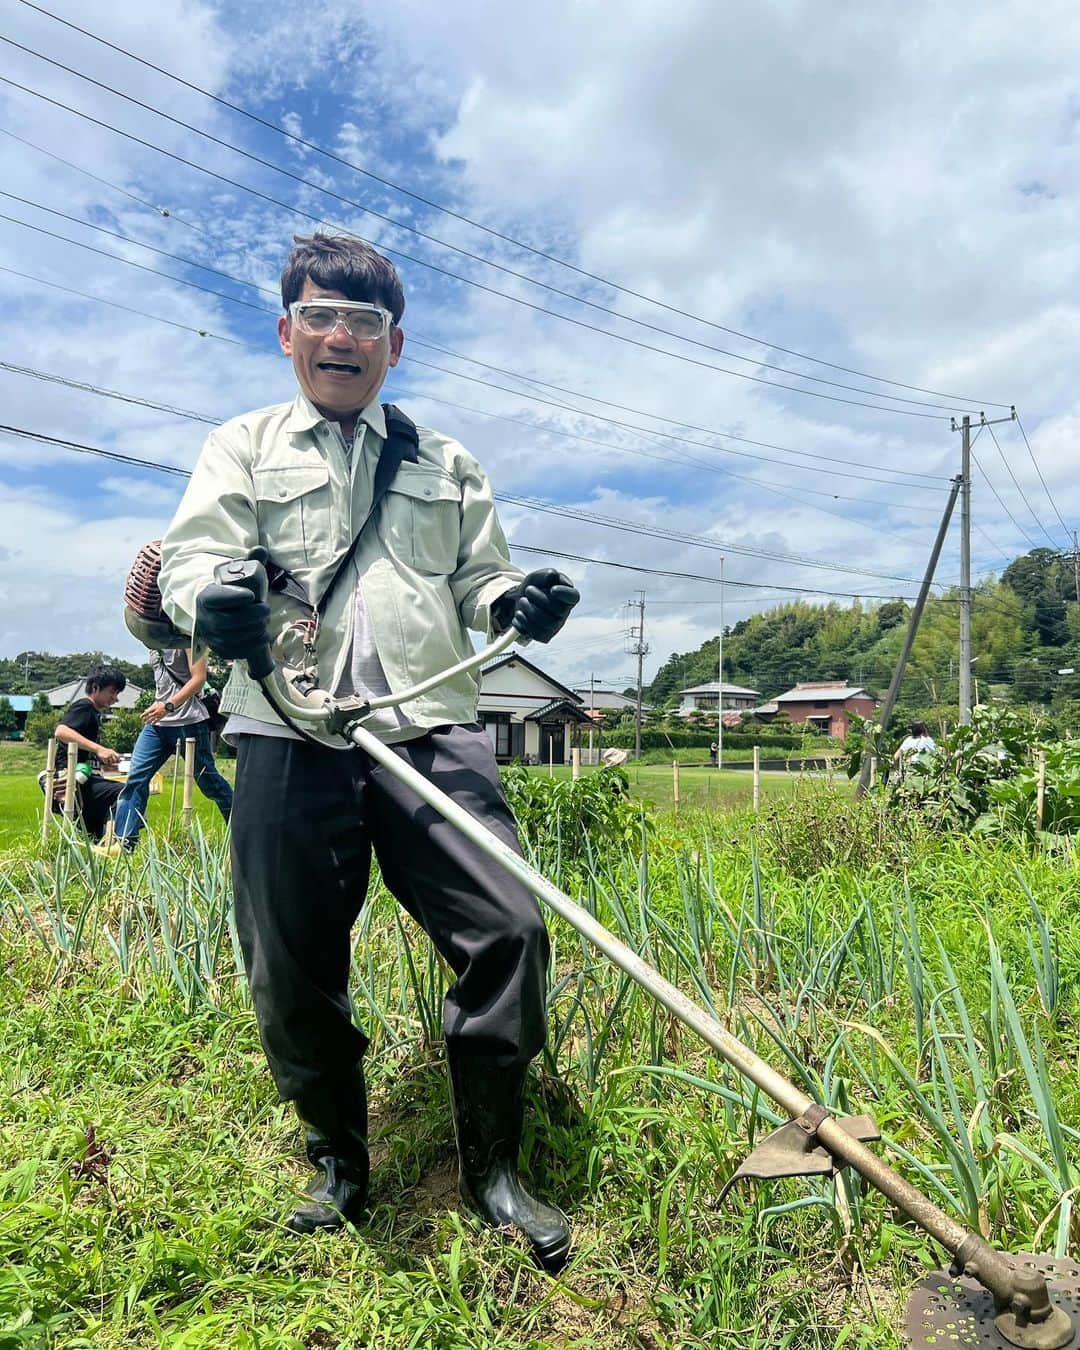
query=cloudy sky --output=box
[0,0,1077,692]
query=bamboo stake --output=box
[168,746,181,828]
[41,736,57,843]
[1036,748,1046,833]
[63,748,78,820]
[182,736,195,830]
[672,758,680,814]
[753,745,761,811]
[571,746,580,780]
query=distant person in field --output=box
[108,648,233,855]
[893,720,937,778]
[48,665,126,841]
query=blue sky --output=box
[0,0,1077,691]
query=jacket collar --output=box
[285,391,388,441]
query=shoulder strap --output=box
[315,403,419,615]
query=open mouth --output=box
[318,361,363,376]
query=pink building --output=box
[772,682,878,738]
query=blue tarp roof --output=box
[0,695,34,712]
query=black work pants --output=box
[230,724,550,1101]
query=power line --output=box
[401,337,948,483]
[510,544,931,600]
[0,263,243,344]
[0,261,954,547]
[0,188,954,490]
[0,421,944,603]
[0,207,273,315]
[1015,413,1072,539]
[0,367,944,586]
[983,418,1060,549]
[970,448,1040,551]
[12,1,1011,410]
[0,122,210,237]
[0,61,961,420]
[0,43,969,418]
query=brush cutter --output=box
[212,553,1080,1348]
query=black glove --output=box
[195,576,271,661]
[503,568,579,643]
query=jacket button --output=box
[279,488,288,498]
[423,487,433,497]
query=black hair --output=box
[281,233,405,322]
[86,665,127,695]
[910,720,929,737]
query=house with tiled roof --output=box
[771,682,878,738]
[478,653,593,764]
[676,680,760,715]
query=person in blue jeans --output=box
[109,648,232,854]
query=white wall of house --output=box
[477,656,583,764]
[677,690,757,715]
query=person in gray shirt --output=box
[109,648,232,853]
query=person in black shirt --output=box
[53,665,127,840]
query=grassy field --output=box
[0,750,1076,1347]
[0,743,839,845]
[0,742,233,849]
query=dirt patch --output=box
[406,1158,460,1217]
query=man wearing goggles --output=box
[159,233,578,1271]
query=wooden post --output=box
[168,746,181,828]
[182,736,195,829]
[571,747,581,781]
[673,759,680,814]
[63,749,78,820]
[548,737,554,777]
[869,756,878,790]
[753,745,761,812]
[41,736,57,843]
[1036,748,1046,833]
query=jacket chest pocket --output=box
[382,467,463,574]
[253,463,332,569]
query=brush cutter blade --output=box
[716,1112,880,1205]
[905,1254,1080,1349]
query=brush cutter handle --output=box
[211,549,276,682]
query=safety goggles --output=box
[287,300,393,341]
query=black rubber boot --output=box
[285,1061,369,1235]
[448,1052,571,1271]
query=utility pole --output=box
[952,407,1016,724]
[717,554,725,770]
[857,476,962,797]
[959,415,972,724]
[588,671,595,766]
[1073,530,1080,607]
[625,593,649,759]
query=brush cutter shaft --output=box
[351,723,812,1119]
[347,719,1052,1330]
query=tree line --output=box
[646,547,1080,729]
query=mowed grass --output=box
[0,740,839,845]
[0,749,1076,1347]
[514,760,852,812]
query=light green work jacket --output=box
[159,393,524,730]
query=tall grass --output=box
[1,792,1077,1346]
